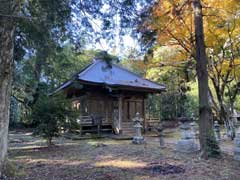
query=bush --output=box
[1,160,25,179]
[9,97,20,128]
[148,91,198,121]
[32,94,77,146]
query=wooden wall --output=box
[72,92,146,123]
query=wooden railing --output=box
[77,115,113,135]
[77,115,111,125]
[77,116,92,125]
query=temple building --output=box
[53,59,166,135]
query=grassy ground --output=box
[7,130,240,180]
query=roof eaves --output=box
[76,79,166,92]
[111,62,166,89]
[49,80,73,96]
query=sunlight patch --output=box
[10,145,42,150]
[87,140,120,146]
[95,160,147,169]
[24,159,86,166]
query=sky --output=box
[70,1,144,59]
[83,15,140,58]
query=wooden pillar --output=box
[105,99,108,122]
[142,98,146,133]
[118,96,123,134]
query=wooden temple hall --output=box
[53,59,166,135]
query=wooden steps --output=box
[121,122,135,135]
[80,124,112,134]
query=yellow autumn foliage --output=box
[145,0,240,81]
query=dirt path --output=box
[7,130,240,180]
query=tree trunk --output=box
[210,75,235,139]
[192,0,220,158]
[211,76,235,139]
[220,103,235,139]
[0,1,18,175]
[47,137,53,147]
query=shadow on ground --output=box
[7,131,240,180]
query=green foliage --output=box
[146,64,198,120]
[13,45,94,113]
[94,51,119,64]
[185,82,199,116]
[152,90,198,120]
[13,0,73,115]
[235,95,240,111]
[9,97,20,128]
[2,159,25,179]
[44,45,94,87]
[2,160,17,178]
[31,91,78,146]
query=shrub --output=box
[32,94,77,146]
[1,160,25,179]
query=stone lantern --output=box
[132,112,144,144]
[232,112,240,129]
[234,113,240,161]
[234,127,240,161]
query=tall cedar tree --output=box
[0,0,19,175]
[192,0,219,158]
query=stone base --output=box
[234,147,240,161]
[234,155,240,161]
[132,136,144,144]
[160,145,166,148]
[159,139,165,148]
[176,139,198,153]
[234,131,240,161]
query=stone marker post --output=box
[157,124,165,148]
[214,121,221,142]
[234,115,240,161]
[132,112,144,144]
[176,117,198,153]
[190,121,198,140]
[234,127,240,161]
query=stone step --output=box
[122,124,133,126]
[122,130,135,134]
[122,127,134,130]
[122,124,133,127]
[122,122,134,125]
[122,132,134,136]
[122,128,135,132]
[122,124,134,128]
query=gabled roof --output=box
[52,59,166,94]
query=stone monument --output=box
[190,114,198,140]
[176,117,198,153]
[157,124,165,148]
[213,121,221,142]
[132,112,144,144]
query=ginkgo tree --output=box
[140,0,240,141]
[141,0,215,158]
[206,2,240,138]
